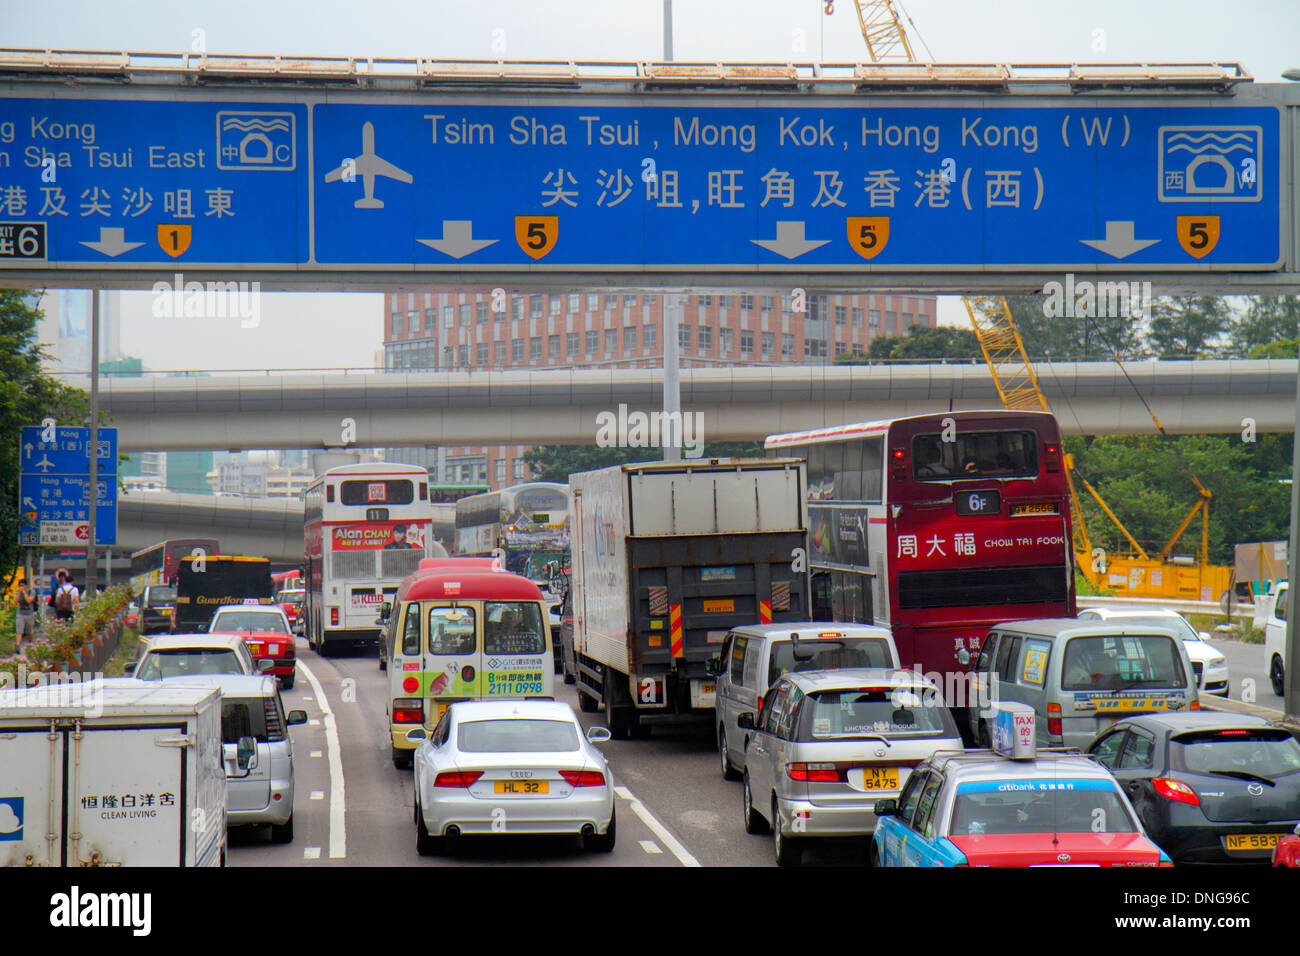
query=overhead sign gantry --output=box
[0,53,1295,290]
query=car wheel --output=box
[379,653,387,672]
[604,675,632,740]
[743,771,769,835]
[562,651,576,685]
[1271,657,1286,697]
[868,840,881,867]
[719,728,741,781]
[577,688,599,712]
[773,801,803,867]
[269,814,294,844]
[392,747,413,770]
[584,806,616,852]
[415,799,441,857]
[280,671,295,690]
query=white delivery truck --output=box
[0,678,227,867]
[568,459,810,738]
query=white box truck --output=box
[0,678,227,867]
[568,458,810,737]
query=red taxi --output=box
[277,587,306,634]
[209,604,298,690]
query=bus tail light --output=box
[434,771,483,788]
[1153,777,1200,806]
[1046,703,1062,737]
[392,699,424,723]
[890,447,907,480]
[559,770,606,787]
[330,607,339,626]
[1044,443,1061,472]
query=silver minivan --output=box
[966,618,1199,750]
[710,623,899,782]
[165,674,307,843]
[737,667,964,866]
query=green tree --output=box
[836,324,982,363]
[1006,294,1146,360]
[1248,338,1299,359]
[1,291,91,583]
[1065,433,1292,565]
[1231,296,1300,355]
[523,441,765,483]
[1146,295,1234,358]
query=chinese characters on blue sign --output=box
[18,425,117,546]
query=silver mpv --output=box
[738,667,964,866]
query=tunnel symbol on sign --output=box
[1157,126,1261,203]
[216,112,297,171]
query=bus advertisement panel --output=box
[767,410,1075,697]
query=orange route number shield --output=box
[846,217,889,260]
[157,224,192,258]
[514,216,558,259]
[1176,216,1219,259]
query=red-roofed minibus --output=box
[383,568,553,768]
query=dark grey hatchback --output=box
[1087,712,1300,865]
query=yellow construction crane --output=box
[850,3,1233,601]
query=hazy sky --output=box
[11,0,1299,370]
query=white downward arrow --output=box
[80,227,145,258]
[1079,221,1159,260]
[417,221,498,259]
[751,221,830,260]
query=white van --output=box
[709,624,899,781]
[1264,581,1289,697]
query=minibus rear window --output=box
[1060,634,1187,691]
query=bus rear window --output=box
[912,430,1037,480]
[340,479,414,505]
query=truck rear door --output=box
[0,726,63,867]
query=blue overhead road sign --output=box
[0,94,1282,273]
[20,425,117,476]
[17,426,117,547]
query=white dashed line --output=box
[310,790,325,801]
[297,659,346,859]
[639,840,663,854]
[303,847,321,860]
[614,786,701,867]
[310,750,322,758]
[308,718,321,726]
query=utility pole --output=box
[86,290,100,595]
[661,0,683,463]
[1285,333,1300,723]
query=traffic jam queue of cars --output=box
[710,620,1300,867]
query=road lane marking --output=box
[309,718,321,726]
[614,786,700,867]
[310,790,324,800]
[639,840,662,854]
[303,847,321,860]
[310,750,322,758]
[297,659,346,860]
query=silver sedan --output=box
[407,699,616,854]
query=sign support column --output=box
[1285,335,1300,723]
[86,289,100,594]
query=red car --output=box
[277,587,306,635]
[1275,823,1300,867]
[208,605,298,690]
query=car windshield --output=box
[797,687,957,740]
[951,781,1138,835]
[768,637,894,688]
[212,611,289,634]
[1060,634,1187,691]
[1171,729,1300,778]
[137,648,241,679]
[1103,614,1199,642]
[484,601,546,655]
[457,718,579,753]
[146,586,176,604]
[278,590,305,603]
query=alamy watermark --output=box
[150,272,261,328]
[595,403,704,458]
[1041,273,1151,320]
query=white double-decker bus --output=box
[304,463,446,656]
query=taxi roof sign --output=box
[991,702,1037,760]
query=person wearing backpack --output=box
[53,572,79,621]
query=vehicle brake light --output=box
[1218,729,1250,735]
[1153,777,1200,806]
[434,771,483,788]
[559,770,606,787]
[817,632,843,638]
[564,617,573,628]
[1044,443,1061,472]
[890,447,907,480]
[1046,702,1062,737]
[392,698,423,723]
[330,607,339,626]
[788,762,844,782]
[1189,699,1200,710]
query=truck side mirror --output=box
[704,657,721,678]
[737,712,755,730]
[257,659,275,673]
[287,710,308,726]
[379,602,392,622]
[873,799,898,817]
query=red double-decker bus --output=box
[766,410,1076,686]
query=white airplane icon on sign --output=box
[324,122,412,209]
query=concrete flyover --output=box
[97,359,1297,452]
[117,490,302,564]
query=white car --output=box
[1264,581,1289,697]
[134,633,268,680]
[1076,606,1229,696]
[407,699,615,855]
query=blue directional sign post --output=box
[18,426,117,547]
[0,93,1284,277]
